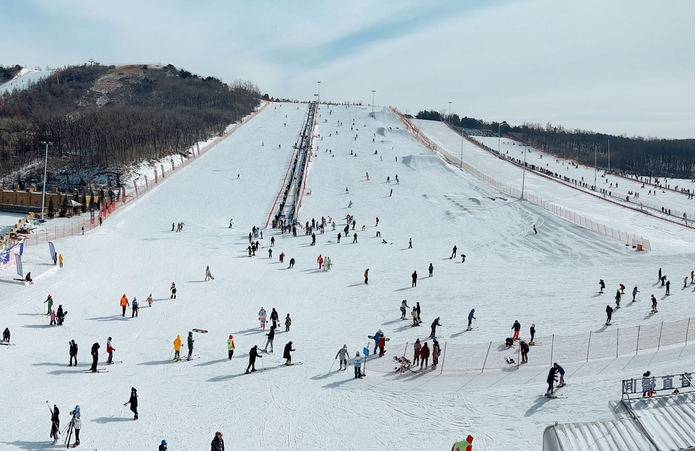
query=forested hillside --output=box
[0,63,260,190]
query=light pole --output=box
[607,138,610,173]
[460,129,464,169]
[521,145,527,199]
[594,143,597,189]
[317,81,321,103]
[371,90,376,113]
[448,101,452,123]
[40,141,52,221]
[498,122,501,154]
[314,93,318,104]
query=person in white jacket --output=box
[335,345,349,370]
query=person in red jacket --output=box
[378,335,386,357]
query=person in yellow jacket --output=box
[120,294,129,317]
[173,335,182,361]
[58,254,64,268]
[227,334,235,360]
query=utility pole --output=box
[521,146,527,199]
[594,144,597,189]
[607,138,610,173]
[40,141,53,221]
[371,90,376,113]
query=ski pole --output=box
[329,358,336,372]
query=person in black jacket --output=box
[264,326,275,353]
[283,341,295,365]
[124,387,138,420]
[245,345,261,374]
[90,342,100,372]
[186,332,194,361]
[48,404,60,444]
[605,305,613,326]
[520,340,529,363]
[529,324,536,345]
[546,366,558,396]
[210,431,225,451]
[69,340,78,366]
[270,308,279,329]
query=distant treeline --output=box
[0,63,260,190]
[0,65,22,84]
[415,110,695,179]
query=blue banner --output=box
[48,241,56,262]
[15,253,22,277]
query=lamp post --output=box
[460,129,464,169]
[607,138,610,173]
[521,145,527,199]
[594,143,597,189]
[317,81,321,104]
[448,101,452,123]
[498,122,501,154]
[40,141,52,221]
[371,90,376,113]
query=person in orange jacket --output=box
[120,294,129,317]
[173,335,182,361]
[317,255,323,269]
[58,254,64,268]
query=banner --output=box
[15,253,22,277]
[48,241,56,262]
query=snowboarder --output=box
[132,297,139,317]
[364,268,369,284]
[285,314,292,332]
[2,327,9,343]
[335,344,349,370]
[25,272,32,283]
[650,295,658,313]
[372,330,383,354]
[173,335,182,361]
[605,305,613,325]
[554,362,566,387]
[56,307,68,326]
[187,331,194,360]
[90,342,100,372]
[353,351,363,378]
[520,340,529,363]
[288,258,295,269]
[211,431,225,451]
[419,342,430,369]
[599,279,605,293]
[467,309,476,330]
[106,337,115,364]
[511,320,521,340]
[428,263,433,277]
[283,341,295,365]
[429,317,441,339]
[411,270,418,287]
[124,387,138,420]
[120,294,129,317]
[69,340,78,366]
[264,326,276,353]
[432,339,441,369]
[546,366,558,396]
[450,245,457,259]
[529,324,536,345]
[48,403,60,444]
[632,286,639,302]
[69,405,82,447]
[227,335,235,359]
[413,339,421,366]
[44,294,53,315]
[259,307,267,329]
[400,299,409,320]
[270,308,279,329]
[170,282,177,299]
[246,345,261,373]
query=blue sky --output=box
[1,0,693,139]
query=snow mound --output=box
[401,154,453,172]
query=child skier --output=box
[258,307,267,329]
[227,335,235,359]
[170,282,177,299]
[353,352,363,378]
[106,337,115,364]
[147,293,153,307]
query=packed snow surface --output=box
[0,103,693,450]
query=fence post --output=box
[657,322,663,351]
[550,334,554,365]
[686,317,692,345]
[586,331,592,362]
[616,328,619,358]
[440,342,447,375]
[636,325,641,354]
[481,342,492,373]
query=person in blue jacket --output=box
[553,362,566,387]
[372,329,383,354]
[467,309,476,330]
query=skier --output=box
[419,342,430,369]
[665,280,671,296]
[48,403,60,444]
[147,293,153,307]
[44,294,54,315]
[279,252,285,263]
[106,337,115,365]
[264,326,275,353]
[533,225,537,234]
[270,308,279,329]
[416,302,422,323]
[511,320,521,340]
[408,238,413,249]
[353,233,358,243]
[205,266,212,281]
[554,362,566,387]
[467,309,476,330]
[599,279,605,293]
[364,268,369,284]
[546,366,558,397]
[605,305,613,325]
[529,324,536,345]
[160,439,168,451]
[684,276,689,289]
[120,294,129,317]
[132,297,139,317]
[69,340,78,366]
[615,289,622,309]
[25,272,32,283]
[123,387,138,420]
[90,342,100,372]
[632,286,639,302]
[429,317,441,339]
[520,340,529,363]
[2,327,9,343]
[68,405,81,447]
[324,256,332,270]
[428,263,434,277]
[173,335,182,361]
[283,341,295,365]
[650,295,658,313]
[375,217,379,227]
[658,267,662,283]
[270,236,275,247]
[59,254,64,268]
[372,329,383,354]
[245,345,261,373]
[353,351,363,379]
[411,270,418,287]
[268,248,272,259]
[170,282,177,299]
[411,307,419,326]
[450,245,457,259]
[288,258,295,269]
[227,335,235,359]
[50,309,56,326]
[317,254,323,268]
[432,339,440,369]
[335,344,349,370]
[187,331,194,360]
[285,314,292,332]
[619,283,626,294]
[258,307,267,329]
[413,339,421,366]
[400,299,409,320]
[229,219,233,228]
[210,431,225,451]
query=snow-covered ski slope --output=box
[0,104,693,450]
[0,68,51,94]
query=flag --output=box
[15,253,22,277]
[363,347,369,356]
[48,241,56,262]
